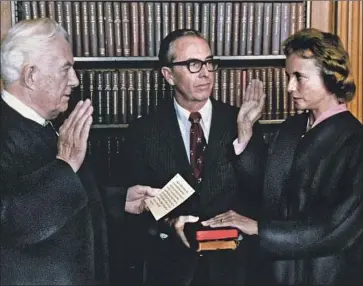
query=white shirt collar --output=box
[1,90,47,126]
[173,98,212,131]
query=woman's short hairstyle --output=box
[283,28,356,102]
[1,18,68,87]
[158,29,206,67]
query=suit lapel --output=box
[203,100,230,172]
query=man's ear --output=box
[20,64,36,90]
[161,66,175,86]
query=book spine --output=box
[104,71,112,124]
[262,3,272,55]
[185,2,193,29]
[63,2,73,52]
[162,3,170,39]
[145,2,155,56]
[104,2,115,57]
[128,71,135,122]
[144,69,152,115]
[121,3,131,56]
[296,2,305,32]
[209,3,217,54]
[229,69,235,106]
[96,71,104,124]
[55,1,64,27]
[235,69,242,107]
[266,68,273,120]
[201,3,210,41]
[139,2,146,56]
[39,1,46,18]
[31,1,38,19]
[130,2,139,56]
[220,69,228,104]
[111,71,119,123]
[81,2,90,57]
[271,3,281,55]
[224,2,233,56]
[239,3,248,55]
[22,2,31,20]
[170,3,177,33]
[113,2,122,57]
[155,3,162,56]
[216,3,225,56]
[88,2,98,57]
[274,68,281,119]
[193,3,200,32]
[213,70,219,101]
[280,3,290,54]
[246,3,254,56]
[97,2,105,57]
[47,1,55,21]
[177,3,185,30]
[253,2,263,56]
[73,2,82,57]
[136,70,143,119]
[232,3,240,56]
[119,70,127,124]
[152,70,160,112]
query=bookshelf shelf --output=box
[74,55,286,63]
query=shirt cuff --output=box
[233,138,248,155]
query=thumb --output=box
[145,187,160,197]
[184,215,199,224]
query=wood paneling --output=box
[1,1,12,40]
[310,1,335,33]
[337,1,363,122]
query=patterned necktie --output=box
[189,112,207,183]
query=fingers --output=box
[174,215,199,248]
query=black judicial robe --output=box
[257,111,363,286]
[0,99,109,285]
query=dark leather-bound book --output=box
[152,70,160,112]
[193,3,200,32]
[229,69,235,107]
[261,68,268,119]
[88,2,98,57]
[281,68,289,119]
[262,3,272,55]
[136,70,144,119]
[280,3,290,54]
[216,2,225,56]
[119,70,127,124]
[162,3,170,39]
[144,69,152,115]
[271,2,281,55]
[55,1,64,27]
[145,2,155,56]
[127,71,135,123]
[290,3,297,37]
[155,2,162,56]
[177,2,185,29]
[38,1,46,18]
[31,1,38,19]
[77,70,85,101]
[224,2,233,56]
[21,1,31,20]
[96,71,104,124]
[47,1,55,20]
[113,2,122,57]
[209,3,217,54]
[170,3,177,32]
[235,69,242,107]
[185,2,193,30]
[232,2,240,56]
[121,2,130,57]
[220,69,228,104]
[266,68,273,120]
[246,2,254,55]
[81,2,90,57]
[111,71,119,124]
[97,2,105,57]
[274,68,281,119]
[201,3,210,41]
[130,2,139,56]
[253,2,264,56]
[104,2,115,57]
[73,2,82,57]
[63,2,73,53]
[296,2,305,31]
[139,2,146,56]
[104,71,112,124]
[213,70,220,101]
[239,2,248,55]
[88,70,96,105]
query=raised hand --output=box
[164,215,199,248]
[237,79,266,142]
[56,99,93,172]
[125,185,160,214]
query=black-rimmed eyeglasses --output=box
[168,59,219,73]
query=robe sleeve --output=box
[258,137,363,259]
[0,141,88,246]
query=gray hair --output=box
[0,18,69,87]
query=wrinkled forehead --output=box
[171,36,212,61]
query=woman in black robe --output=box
[202,28,363,286]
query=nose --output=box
[68,67,79,88]
[287,77,296,93]
[198,63,209,77]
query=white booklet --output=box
[145,174,195,221]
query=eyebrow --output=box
[61,61,73,68]
[187,55,214,61]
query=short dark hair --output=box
[283,28,356,102]
[158,29,207,67]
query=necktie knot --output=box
[189,112,202,124]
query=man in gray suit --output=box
[122,29,266,286]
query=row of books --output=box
[17,1,305,57]
[73,67,295,125]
